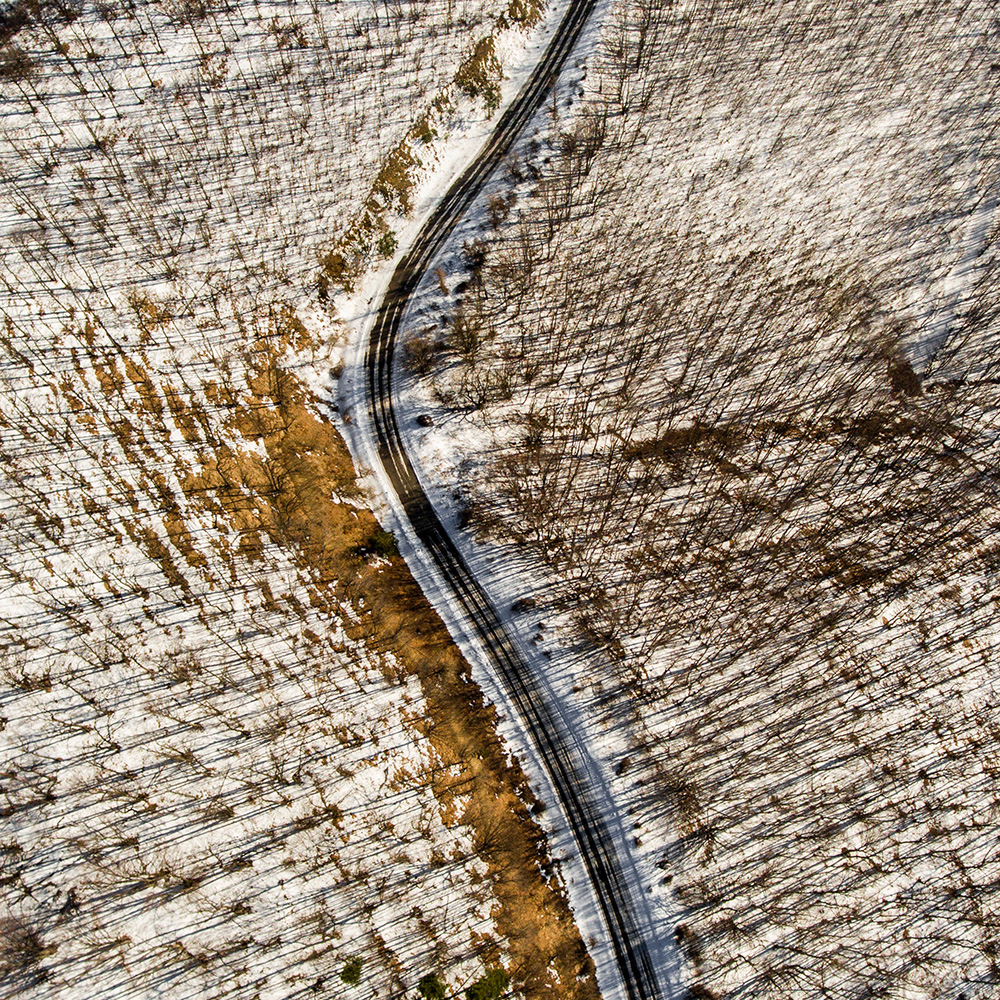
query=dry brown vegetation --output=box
[229,321,597,998]
[197,316,598,998]
[352,559,598,998]
[319,0,546,296]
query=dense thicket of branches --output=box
[418,1,1000,996]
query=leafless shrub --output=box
[0,44,34,80]
[405,332,440,375]
[0,916,49,984]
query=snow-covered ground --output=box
[392,1,1000,997]
[0,2,599,998]
[328,6,685,999]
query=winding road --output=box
[364,4,668,999]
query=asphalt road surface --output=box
[365,4,668,998]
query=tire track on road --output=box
[365,5,669,998]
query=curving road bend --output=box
[365,4,668,999]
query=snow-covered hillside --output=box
[402,1,1000,997]
[0,2,598,998]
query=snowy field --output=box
[400,1,1000,997]
[0,2,600,998]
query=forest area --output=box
[0,1,600,999]
[402,0,1000,996]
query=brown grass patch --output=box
[455,37,502,112]
[127,291,173,334]
[163,508,207,570]
[54,296,599,998]
[93,360,124,399]
[349,561,599,1000]
[371,141,418,215]
[124,521,190,594]
[163,385,202,443]
[124,358,164,421]
[196,320,599,999]
[507,0,545,27]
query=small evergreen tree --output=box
[378,231,398,259]
[340,956,363,985]
[465,968,509,1000]
[418,973,447,1000]
[368,528,398,558]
